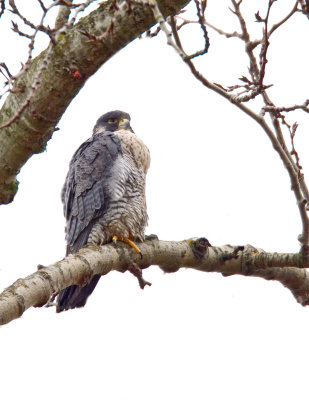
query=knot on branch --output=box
[190,237,211,259]
[221,245,245,262]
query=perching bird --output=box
[56,110,150,312]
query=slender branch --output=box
[1,237,309,326]
[268,1,299,37]
[257,0,273,91]
[262,101,309,114]
[289,122,302,172]
[67,0,98,26]
[149,0,187,58]
[190,0,209,59]
[166,1,209,59]
[204,19,243,39]
[9,0,55,37]
[169,15,183,50]
[230,0,259,82]
[205,1,298,43]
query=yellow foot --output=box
[112,235,142,258]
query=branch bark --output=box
[1,237,309,326]
[0,0,189,205]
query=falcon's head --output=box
[93,110,133,135]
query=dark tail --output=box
[56,275,101,313]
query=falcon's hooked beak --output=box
[119,118,133,131]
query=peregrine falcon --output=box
[56,110,150,312]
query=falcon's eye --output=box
[108,118,118,124]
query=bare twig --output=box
[11,21,33,39]
[262,100,309,114]
[67,0,98,26]
[9,0,55,38]
[205,1,299,55]
[190,0,209,59]
[169,15,183,50]
[268,1,299,37]
[0,62,13,81]
[145,25,161,37]
[166,0,209,59]
[289,122,303,173]
[37,0,47,12]
[149,0,187,58]
[230,0,259,82]
[257,0,274,90]
[0,44,54,129]
[204,19,243,39]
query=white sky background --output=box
[0,1,309,399]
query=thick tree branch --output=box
[1,237,309,326]
[0,0,189,205]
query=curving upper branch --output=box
[0,0,189,205]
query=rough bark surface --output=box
[1,237,309,326]
[0,0,189,204]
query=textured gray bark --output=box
[1,237,309,326]
[0,0,189,204]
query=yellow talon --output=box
[123,238,142,255]
[112,235,142,256]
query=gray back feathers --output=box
[62,131,122,254]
